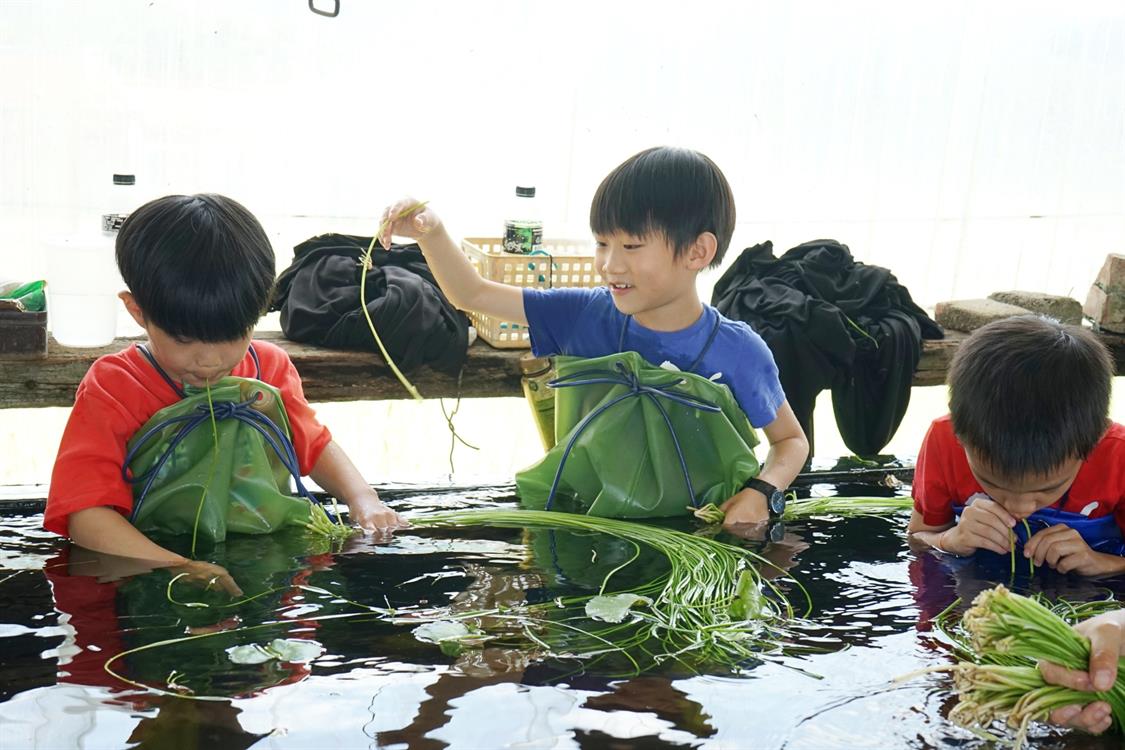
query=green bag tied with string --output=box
[515,351,761,518]
[127,376,316,542]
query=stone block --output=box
[934,298,1033,333]
[1093,253,1125,294]
[1084,284,1125,333]
[987,291,1082,324]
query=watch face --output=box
[768,490,786,515]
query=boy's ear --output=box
[685,232,718,270]
[119,291,147,328]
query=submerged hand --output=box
[720,488,768,527]
[167,559,243,597]
[347,491,409,534]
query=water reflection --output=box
[0,489,1123,748]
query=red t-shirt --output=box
[913,415,1125,531]
[44,340,332,537]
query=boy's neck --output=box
[631,294,705,332]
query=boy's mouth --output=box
[608,283,634,295]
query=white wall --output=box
[1,1,1124,485]
[2,0,1123,306]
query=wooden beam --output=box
[2,329,1123,409]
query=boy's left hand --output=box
[346,492,409,534]
[720,488,769,526]
[1024,524,1125,577]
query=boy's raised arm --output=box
[379,199,527,325]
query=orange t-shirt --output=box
[44,340,332,536]
[912,415,1125,531]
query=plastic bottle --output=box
[503,186,543,255]
[519,353,556,450]
[102,173,136,234]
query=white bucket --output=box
[45,234,122,348]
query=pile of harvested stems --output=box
[410,509,804,673]
[931,585,1124,746]
[782,495,913,520]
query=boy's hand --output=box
[1024,525,1125,576]
[167,559,243,597]
[379,199,441,249]
[720,488,769,526]
[1040,610,1125,734]
[346,490,410,534]
[941,497,1015,555]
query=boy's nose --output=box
[598,248,625,275]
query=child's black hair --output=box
[590,146,736,268]
[948,315,1113,479]
[116,194,275,342]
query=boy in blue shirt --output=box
[380,147,808,526]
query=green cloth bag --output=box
[515,351,761,518]
[126,376,316,541]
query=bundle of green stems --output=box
[945,585,1125,745]
[410,509,800,672]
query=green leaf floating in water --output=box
[226,638,323,665]
[585,593,653,623]
[729,569,763,620]
[412,620,491,657]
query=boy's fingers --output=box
[1086,619,1123,691]
[1039,659,1092,691]
[979,500,1016,529]
[215,572,243,597]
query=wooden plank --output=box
[1,329,1123,409]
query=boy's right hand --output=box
[1039,610,1124,735]
[939,496,1017,556]
[379,199,441,249]
[167,559,243,597]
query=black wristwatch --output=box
[743,477,787,518]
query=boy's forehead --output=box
[964,447,1080,491]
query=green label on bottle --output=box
[504,221,543,254]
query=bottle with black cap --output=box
[503,185,543,255]
[101,173,136,235]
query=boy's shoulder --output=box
[249,338,293,365]
[1091,421,1125,459]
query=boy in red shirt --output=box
[908,315,1125,577]
[45,194,405,592]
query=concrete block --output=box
[1093,253,1125,294]
[988,291,1082,325]
[1084,284,1125,333]
[934,298,1033,333]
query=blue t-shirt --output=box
[522,287,785,428]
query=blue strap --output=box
[617,311,722,376]
[542,359,722,511]
[123,393,315,522]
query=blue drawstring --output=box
[123,395,316,522]
[543,360,722,511]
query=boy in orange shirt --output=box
[45,194,405,592]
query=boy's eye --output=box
[623,244,643,250]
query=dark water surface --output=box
[1,483,1121,749]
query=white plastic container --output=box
[45,233,121,348]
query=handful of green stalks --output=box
[410,509,800,673]
[944,585,1125,745]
